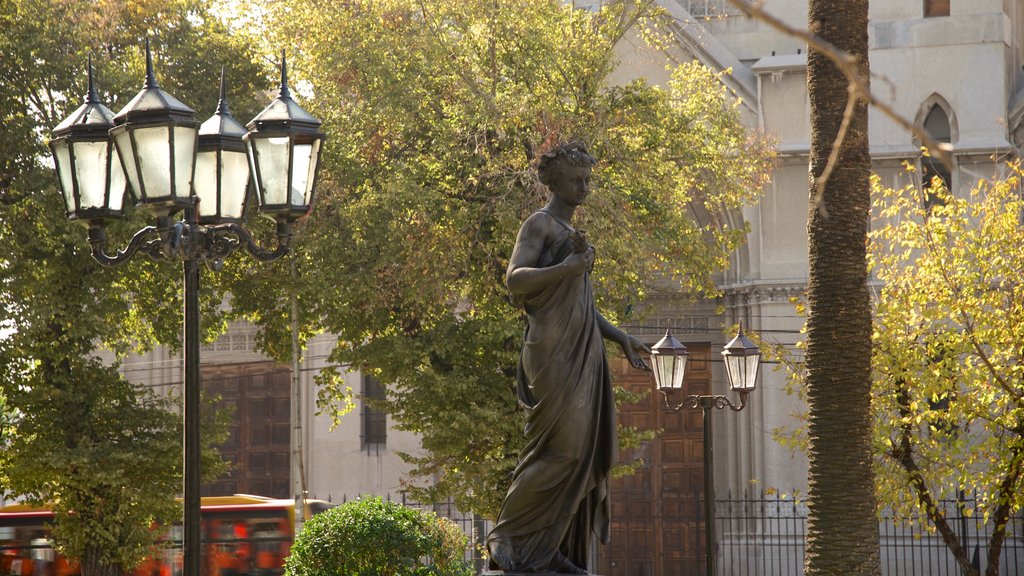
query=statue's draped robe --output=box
[488,219,617,572]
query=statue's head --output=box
[537,141,597,189]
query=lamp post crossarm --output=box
[87,224,163,267]
[84,218,291,270]
[216,222,291,263]
[660,390,749,412]
[191,223,289,270]
[703,392,748,412]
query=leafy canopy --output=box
[227,0,775,518]
[868,163,1024,568]
[772,163,1024,571]
[1,0,268,573]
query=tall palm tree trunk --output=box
[803,1,881,574]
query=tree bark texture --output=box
[804,1,881,575]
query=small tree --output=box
[285,497,472,576]
[869,163,1024,576]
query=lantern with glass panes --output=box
[650,324,760,411]
[49,58,127,225]
[52,43,324,266]
[48,42,325,576]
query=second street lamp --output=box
[49,42,324,576]
[49,57,127,224]
[245,51,325,223]
[195,68,251,226]
[650,325,761,576]
[110,40,199,221]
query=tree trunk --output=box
[80,547,123,576]
[803,0,881,574]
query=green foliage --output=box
[226,0,775,518]
[868,162,1024,563]
[284,496,472,576]
[5,359,180,572]
[774,161,1024,572]
[0,1,266,574]
[611,385,659,479]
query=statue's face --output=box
[549,164,592,207]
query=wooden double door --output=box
[596,344,711,576]
[200,362,292,498]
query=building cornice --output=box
[720,281,807,304]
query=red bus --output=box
[0,495,332,576]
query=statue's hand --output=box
[562,246,595,276]
[622,335,651,371]
[570,229,589,254]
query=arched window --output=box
[921,104,952,208]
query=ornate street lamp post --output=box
[49,43,324,576]
[650,325,761,576]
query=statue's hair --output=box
[537,141,596,188]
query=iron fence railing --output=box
[333,490,1022,575]
[717,491,1024,576]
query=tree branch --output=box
[416,0,503,119]
[985,436,1024,576]
[890,381,979,576]
[918,219,1024,409]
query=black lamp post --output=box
[650,325,761,576]
[49,43,324,576]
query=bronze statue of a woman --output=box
[487,142,649,574]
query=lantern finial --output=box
[217,66,230,116]
[86,56,100,104]
[144,38,158,89]
[278,50,292,100]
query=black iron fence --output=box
[718,491,1024,576]
[332,490,1022,575]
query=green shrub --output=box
[284,496,473,576]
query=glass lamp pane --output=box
[194,150,219,218]
[133,126,172,201]
[73,141,108,209]
[303,139,321,205]
[743,355,760,390]
[727,354,761,391]
[220,151,249,220]
[253,136,290,206]
[671,356,687,389]
[52,140,75,213]
[113,129,142,201]
[654,355,686,390]
[173,125,197,200]
[724,358,737,391]
[291,143,312,207]
[246,141,260,196]
[108,146,126,211]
